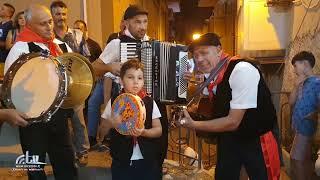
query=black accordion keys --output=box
[120,41,188,103]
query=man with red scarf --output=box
[5,5,78,180]
[181,33,281,180]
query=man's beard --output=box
[134,31,145,39]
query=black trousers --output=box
[156,101,168,178]
[111,159,159,180]
[19,109,78,180]
[215,134,269,180]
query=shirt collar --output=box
[124,29,149,41]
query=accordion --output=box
[120,41,188,103]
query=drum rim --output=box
[1,52,68,123]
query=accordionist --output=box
[92,5,170,179]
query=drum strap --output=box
[58,44,68,53]
[28,42,44,53]
[28,42,68,54]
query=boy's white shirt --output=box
[101,98,161,160]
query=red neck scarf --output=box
[16,27,62,57]
[207,52,239,100]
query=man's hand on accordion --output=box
[183,71,193,81]
[110,62,122,76]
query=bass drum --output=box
[1,53,67,123]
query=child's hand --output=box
[110,114,122,128]
[129,127,145,137]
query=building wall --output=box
[236,0,291,57]
[208,1,236,55]
[86,0,104,47]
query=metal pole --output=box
[178,125,182,165]
[198,137,202,170]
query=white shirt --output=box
[5,39,72,73]
[101,97,161,160]
[99,29,149,79]
[204,62,260,109]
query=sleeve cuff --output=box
[230,103,257,109]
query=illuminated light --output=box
[192,33,201,40]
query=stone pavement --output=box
[0,123,292,180]
[0,123,111,180]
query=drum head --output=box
[1,53,67,122]
[11,56,59,118]
[112,93,146,135]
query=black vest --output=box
[210,60,277,140]
[109,95,160,163]
[27,42,73,119]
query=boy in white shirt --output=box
[100,59,162,179]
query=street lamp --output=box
[192,33,201,40]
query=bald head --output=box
[25,5,54,40]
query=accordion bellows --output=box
[120,41,188,103]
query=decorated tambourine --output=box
[111,93,146,135]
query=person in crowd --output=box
[73,20,101,62]
[0,3,15,62]
[5,11,25,50]
[51,0,90,166]
[92,6,170,178]
[5,5,78,179]
[289,51,320,180]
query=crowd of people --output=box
[0,1,319,180]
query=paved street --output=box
[0,123,112,180]
[0,123,292,180]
